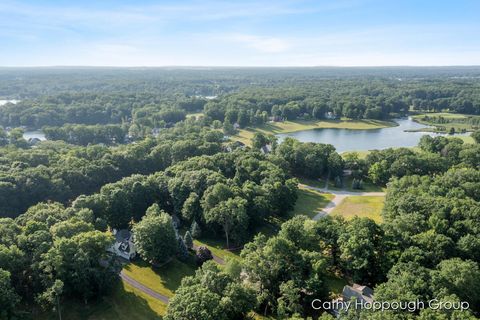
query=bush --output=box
[195,246,213,265]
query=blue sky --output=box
[1,0,479,66]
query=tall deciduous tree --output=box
[203,197,248,248]
[133,204,178,263]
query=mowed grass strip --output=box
[193,237,241,260]
[122,258,196,298]
[232,119,395,146]
[331,195,385,224]
[293,186,334,218]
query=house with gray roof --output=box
[331,284,374,316]
[107,229,136,260]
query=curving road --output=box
[119,246,226,304]
[120,183,381,304]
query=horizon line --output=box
[1,65,480,68]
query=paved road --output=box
[119,244,226,304]
[299,184,386,220]
[119,184,383,304]
[120,270,170,303]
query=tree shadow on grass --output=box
[35,281,163,320]
[123,257,196,295]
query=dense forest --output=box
[1,67,480,134]
[0,68,479,319]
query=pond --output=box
[23,130,47,141]
[276,118,468,153]
[0,99,19,106]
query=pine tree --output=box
[184,231,193,250]
[190,221,201,238]
[177,237,189,261]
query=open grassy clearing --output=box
[37,281,165,320]
[331,196,385,223]
[412,112,480,132]
[193,237,241,260]
[185,112,204,119]
[328,176,386,193]
[122,258,196,298]
[341,150,371,159]
[292,186,334,218]
[297,177,326,189]
[232,119,396,146]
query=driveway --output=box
[298,184,386,220]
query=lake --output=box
[0,99,19,106]
[276,118,468,153]
[24,130,47,141]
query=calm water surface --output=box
[24,130,47,141]
[276,118,468,152]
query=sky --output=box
[0,0,479,67]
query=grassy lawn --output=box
[185,112,204,119]
[292,186,334,218]
[332,196,385,224]
[341,150,371,159]
[452,135,475,144]
[411,112,480,132]
[232,119,396,146]
[37,281,165,320]
[297,176,326,189]
[193,237,241,260]
[329,176,385,193]
[122,258,196,298]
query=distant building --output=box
[233,122,241,130]
[260,144,273,154]
[224,141,246,152]
[151,127,162,137]
[331,284,374,316]
[268,116,283,122]
[325,112,337,120]
[28,137,42,146]
[108,229,136,260]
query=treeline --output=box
[338,134,480,187]
[204,84,409,124]
[0,203,120,319]
[74,150,298,247]
[0,122,224,217]
[166,147,480,319]
[0,93,204,129]
[2,68,480,131]
[0,148,299,318]
[43,124,128,145]
[202,82,480,128]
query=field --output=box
[331,196,385,223]
[122,258,196,299]
[411,112,480,132]
[292,186,334,218]
[232,119,396,146]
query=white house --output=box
[325,112,337,120]
[108,229,136,260]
